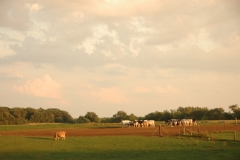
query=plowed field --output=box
[1,124,240,137]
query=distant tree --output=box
[202,108,225,120]
[29,108,54,123]
[9,107,27,124]
[229,104,240,118]
[129,113,137,121]
[161,110,171,121]
[85,112,99,122]
[100,117,113,123]
[54,117,64,123]
[25,107,37,121]
[76,116,91,123]
[0,107,15,124]
[62,111,74,123]
[112,110,128,122]
[145,111,162,120]
[190,107,208,120]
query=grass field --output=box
[0,122,240,160]
[1,135,240,160]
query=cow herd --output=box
[165,119,197,127]
[122,119,197,128]
[121,120,155,128]
[54,119,197,140]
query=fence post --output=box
[197,125,200,135]
[236,118,238,125]
[224,122,225,132]
[159,125,163,137]
[234,131,236,141]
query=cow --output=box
[142,120,148,127]
[133,120,139,127]
[121,120,131,128]
[137,120,143,127]
[54,131,66,140]
[192,119,197,126]
[181,119,193,126]
[147,120,155,127]
[167,119,178,127]
[165,120,169,126]
[128,121,134,127]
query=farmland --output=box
[0,121,240,160]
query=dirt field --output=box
[1,124,240,137]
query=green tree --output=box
[202,108,225,120]
[112,110,128,122]
[129,113,137,121]
[25,107,37,121]
[161,110,171,121]
[9,107,27,124]
[145,111,162,120]
[0,107,15,124]
[229,104,240,118]
[85,112,99,122]
[62,111,74,123]
[76,116,91,123]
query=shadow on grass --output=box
[26,136,53,141]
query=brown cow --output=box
[54,131,66,140]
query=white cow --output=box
[181,119,193,126]
[54,131,66,140]
[142,120,148,127]
[121,120,131,128]
[147,120,155,127]
[133,120,139,127]
[167,119,178,127]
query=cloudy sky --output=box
[0,0,239,118]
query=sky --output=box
[0,0,240,118]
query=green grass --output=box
[0,135,240,160]
[1,122,240,160]
[0,123,121,131]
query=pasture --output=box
[0,121,240,160]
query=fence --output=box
[158,124,240,141]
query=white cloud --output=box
[25,3,43,12]
[13,74,62,99]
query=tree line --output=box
[0,105,239,125]
[0,107,74,125]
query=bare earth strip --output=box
[1,124,240,137]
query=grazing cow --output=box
[177,119,183,126]
[137,120,143,127]
[142,120,148,127]
[181,119,193,126]
[165,120,169,126]
[54,131,66,140]
[166,119,182,126]
[133,120,139,127]
[167,119,178,127]
[121,120,131,128]
[147,120,155,127]
[128,121,134,127]
[192,119,197,126]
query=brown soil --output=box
[1,124,240,137]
